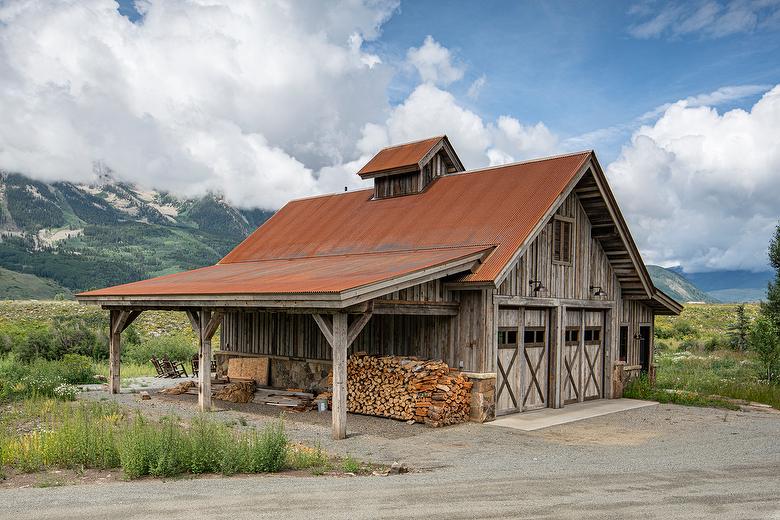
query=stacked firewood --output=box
[330,353,472,427]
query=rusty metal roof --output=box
[223,150,593,284]
[357,136,444,177]
[78,246,489,298]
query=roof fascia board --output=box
[357,164,420,180]
[587,154,653,298]
[77,249,489,310]
[417,136,465,173]
[493,156,594,287]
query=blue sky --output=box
[3,0,780,272]
[374,1,780,161]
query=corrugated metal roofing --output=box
[357,136,443,177]
[78,246,489,297]
[223,151,592,283]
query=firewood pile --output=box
[330,353,472,427]
[214,381,256,403]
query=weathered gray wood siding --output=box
[498,193,618,300]
[219,279,493,372]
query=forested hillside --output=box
[0,171,273,295]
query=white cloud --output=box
[628,0,780,39]
[406,35,465,86]
[0,0,399,209]
[607,85,780,272]
[467,75,486,99]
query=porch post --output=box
[199,308,212,412]
[331,312,348,440]
[109,310,121,394]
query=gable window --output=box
[552,216,573,265]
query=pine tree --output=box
[765,222,780,329]
[727,304,750,351]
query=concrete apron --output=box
[486,398,658,432]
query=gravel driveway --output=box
[1,389,778,519]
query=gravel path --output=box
[2,387,779,519]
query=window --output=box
[584,327,601,344]
[498,328,518,348]
[552,216,573,264]
[619,326,628,362]
[564,328,579,344]
[523,328,545,345]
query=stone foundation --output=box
[215,352,331,393]
[269,358,331,394]
[463,372,496,423]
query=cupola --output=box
[357,136,465,199]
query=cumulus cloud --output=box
[406,35,465,86]
[628,0,780,39]
[0,0,398,208]
[607,85,780,272]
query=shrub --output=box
[249,420,288,473]
[672,319,698,338]
[122,336,196,365]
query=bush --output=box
[0,354,96,401]
[672,319,698,338]
[122,336,196,365]
[249,420,288,473]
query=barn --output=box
[77,135,681,439]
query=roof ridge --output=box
[220,244,495,265]
[378,135,445,151]
[444,149,592,178]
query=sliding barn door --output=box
[520,309,548,411]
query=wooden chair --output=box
[191,354,217,378]
[191,354,199,378]
[161,356,188,378]
[150,356,168,378]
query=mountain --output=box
[646,265,719,303]
[0,171,273,296]
[669,267,770,303]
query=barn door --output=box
[496,327,520,414]
[582,311,604,401]
[521,309,548,411]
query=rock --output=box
[139,391,151,400]
[388,462,408,475]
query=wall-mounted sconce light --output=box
[529,280,546,293]
[590,285,606,297]
[633,332,643,340]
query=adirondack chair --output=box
[191,354,217,378]
[191,354,199,378]
[150,355,168,378]
[161,355,188,378]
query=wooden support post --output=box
[109,310,121,394]
[313,310,371,440]
[331,312,348,440]
[189,308,222,413]
[107,308,142,395]
[199,308,211,412]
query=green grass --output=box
[654,350,780,409]
[624,374,740,410]
[0,399,350,481]
[650,303,780,410]
[91,361,157,380]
